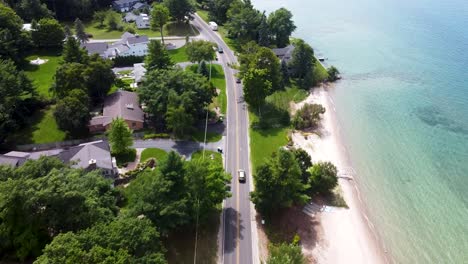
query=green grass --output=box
[191,150,222,166]
[191,130,223,143]
[114,148,137,167]
[140,148,168,162]
[12,107,66,144]
[314,60,329,82]
[168,46,189,63]
[75,21,199,40]
[197,10,209,22]
[24,50,62,98]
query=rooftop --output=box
[91,91,144,127]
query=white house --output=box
[135,13,150,29]
[81,32,149,59]
[112,0,141,12]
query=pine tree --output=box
[62,37,88,64]
[74,18,88,43]
[257,12,270,47]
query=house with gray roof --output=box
[0,141,117,178]
[135,13,150,29]
[113,0,141,12]
[89,91,145,132]
[100,32,149,59]
[272,45,295,64]
[81,42,109,58]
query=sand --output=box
[291,86,390,264]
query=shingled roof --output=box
[90,91,144,127]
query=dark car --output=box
[236,77,241,84]
[218,46,224,53]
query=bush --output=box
[327,66,340,82]
[143,133,171,139]
[292,103,325,130]
[113,148,137,167]
[124,24,136,34]
[308,161,338,195]
[113,55,145,67]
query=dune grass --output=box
[140,148,168,163]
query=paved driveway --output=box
[133,137,224,159]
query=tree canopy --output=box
[242,68,271,113]
[292,103,326,130]
[267,242,306,264]
[0,3,31,64]
[151,4,170,44]
[54,89,91,134]
[309,161,338,195]
[32,18,65,48]
[8,0,52,21]
[164,0,195,23]
[35,216,167,264]
[250,148,309,218]
[225,0,261,42]
[186,40,216,63]
[145,40,174,70]
[108,117,134,155]
[267,8,296,48]
[289,39,316,89]
[0,157,119,260]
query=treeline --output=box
[0,151,230,262]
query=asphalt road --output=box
[191,15,257,264]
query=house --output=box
[132,2,150,11]
[89,91,145,132]
[0,141,118,178]
[272,45,295,64]
[124,12,138,22]
[133,63,147,84]
[107,32,149,58]
[81,42,109,58]
[135,13,150,29]
[112,0,141,12]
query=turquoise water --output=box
[252,0,468,263]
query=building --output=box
[80,42,109,58]
[272,45,295,64]
[89,91,145,133]
[0,141,117,178]
[135,13,150,29]
[112,0,141,12]
[81,32,149,59]
[132,2,150,11]
[133,63,147,84]
[124,12,138,22]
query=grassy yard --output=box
[191,150,222,165]
[192,130,223,143]
[24,50,62,98]
[11,107,66,144]
[140,148,168,162]
[314,60,329,82]
[76,21,199,40]
[168,46,189,63]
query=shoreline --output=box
[292,85,390,264]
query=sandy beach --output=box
[291,86,389,264]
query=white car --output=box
[238,169,246,183]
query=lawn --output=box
[140,148,168,162]
[12,107,66,144]
[77,21,200,40]
[314,60,329,82]
[168,46,189,63]
[191,150,222,166]
[24,50,62,98]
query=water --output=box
[251,0,468,262]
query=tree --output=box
[151,4,170,45]
[64,25,72,38]
[198,60,209,77]
[54,90,91,134]
[62,36,88,64]
[186,40,215,63]
[51,62,87,98]
[84,54,115,102]
[93,10,107,27]
[138,68,215,127]
[106,10,121,31]
[268,8,296,48]
[309,161,338,195]
[327,66,340,82]
[289,39,315,88]
[185,159,231,222]
[207,0,238,24]
[145,40,173,70]
[225,0,261,41]
[108,117,133,155]
[0,159,118,260]
[257,11,270,47]
[267,243,306,264]
[14,0,52,21]
[280,59,290,87]
[166,105,194,137]
[32,18,65,48]
[74,18,88,43]
[36,217,167,264]
[242,68,271,114]
[250,148,309,218]
[164,0,195,23]
[291,103,325,130]
[239,43,281,91]
[291,148,313,185]
[0,3,32,64]
[0,59,35,143]
[126,151,189,234]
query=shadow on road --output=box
[223,207,245,254]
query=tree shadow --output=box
[223,207,244,254]
[251,101,290,131]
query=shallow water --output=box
[251,0,468,262]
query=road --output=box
[191,15,258,264]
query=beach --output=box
[292,86,389,264]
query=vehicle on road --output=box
[209,21,218,31]
[217,147,223,153]
[238,169,246,183]
[236,77,241,83]
[217,45,224,53]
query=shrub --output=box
[292,103,325,130]
[143,133,171,139]
[308,161,338,195]
[327,66,340,82]
[113,148,137,167]
[113,55,145,67]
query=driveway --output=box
[133,137,224,159]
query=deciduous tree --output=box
[84,54,115,102]
[54,89,91,134]
[32,18,64,48]
[186,40,215,63]
[267,8,296,48]
[51,62,87,98]
[242,68,271,114]
[14,0,52,21]
[163,0,195,23]
[108,117,134,155]
[93,10,107,27]
[0,3,32,64]
[291,103,325,130]
[309,161,338,195]
[267,242,306,264]
[150,4,170,45]
[250,148,309,218]
[289,39,315,89]
[327,65,340,82]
